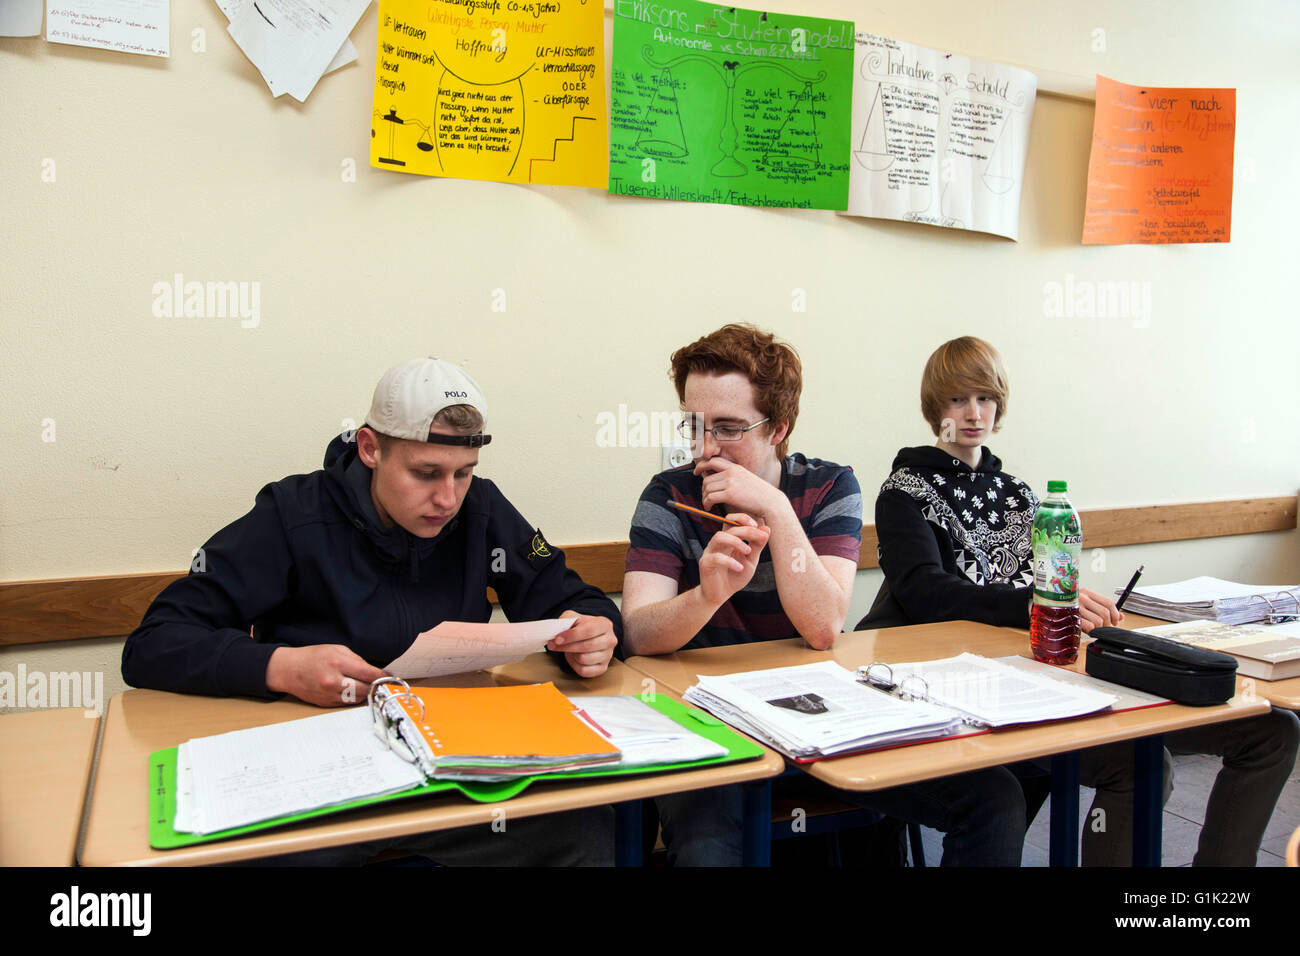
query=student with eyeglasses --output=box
[621,324,1028,866]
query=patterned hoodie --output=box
[858,445,1039,630]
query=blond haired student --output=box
[861,336,1299,866]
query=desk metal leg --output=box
[614,800,644,868]
[1049,752,1080,867]
[1133,735,1164,867]
[742,780,772,867]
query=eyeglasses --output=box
[677,417,770,442]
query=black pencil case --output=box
[1084,627,1237,706]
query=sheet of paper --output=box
[842,32,1037,239]
[991,654,1166,708]
[227,0,370,102]
[0,0,43,36]
[214,0,357,85]
[885,653,1117,727]
[1263,620,1300,639]
[385,618,574,679]
[1083,75,1235,244]
[569,695,727,767]
[369,0,606,186]
[46,0,169,57]
[608,0,854,210]
[173,741,196,832]
[181,707,426,834]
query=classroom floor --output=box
[911,750,1300,867]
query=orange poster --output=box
[1083,75,1235,245]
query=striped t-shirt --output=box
[625,453,862,649]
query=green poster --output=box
[609,1,854,209]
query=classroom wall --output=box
[2,0,1297,709]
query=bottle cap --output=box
[1047,480,1068,493]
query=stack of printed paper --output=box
[683,655,1122,762]
[683,661,962,760]
[1118,576,1300,625]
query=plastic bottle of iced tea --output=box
[1030,481,1083,664]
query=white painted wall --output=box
[2,0,1297,708]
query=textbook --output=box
[683,655,1127,762]
[152,681,760,847]
[1116,576,1300,626]
[1136,620,1300,681]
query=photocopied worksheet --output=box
[685,660,961,758]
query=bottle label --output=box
[1032,509,1081,602]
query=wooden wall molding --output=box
[2,496,1294,647]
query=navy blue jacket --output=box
[122,433,622,698]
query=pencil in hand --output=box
[669,501,742,527]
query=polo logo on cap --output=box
[445,390,468,398]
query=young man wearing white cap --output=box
[124,358,619,864]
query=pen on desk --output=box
[1116,565,1144,611]
[669,501,742,526]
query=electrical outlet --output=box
[661,444,692,471]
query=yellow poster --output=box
[370,0,606,187]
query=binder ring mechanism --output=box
[368,676,424,765]
[1248,589,1300,625]
[858,662,930,702]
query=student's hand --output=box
[695,458,786,522]
[698,513,771,606]
[550,612,618,678]
[266,645,390,707]
[1080,587,1125,634]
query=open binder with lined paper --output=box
[152,678,762,848]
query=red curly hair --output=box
[669,324,802,459]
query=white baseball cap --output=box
[364,358,492,447]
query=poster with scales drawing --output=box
[370,0,607,188]
[608,0,854,209]
[843,33,1037,240]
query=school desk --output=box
[626,620,1274,866]
[0,707,100,865]
[78,658,783,866]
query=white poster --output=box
[46,0,169,57]
[843,32,1037,240]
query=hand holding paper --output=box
[552,612,618,678]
